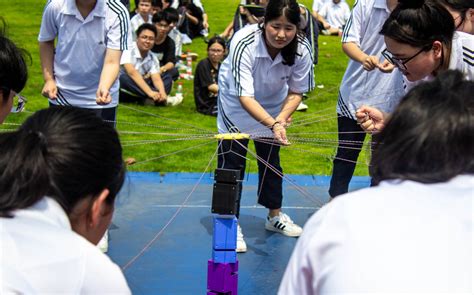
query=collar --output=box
[28,197,72,230]
[374,0,389,12]
[62,0,105,21]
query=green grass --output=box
[0,0,370,176]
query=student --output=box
[217,0,314,253]
[152,11,179,94]
[130,0,153,41]
[279,70,473,294]
[194,36,226,116]
[438,0,474,34]
[356,0,474,132]
[318,0,351,36]
[0,107,130,293]
[220,0,268,40]
[176,0,209,40]
[120,23,175,105]
[163,7,183,57]
[328,0,404,198]
[0,20,28,123]
[38,0,131,124]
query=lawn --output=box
[0,0,370,176]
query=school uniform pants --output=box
[49,103,116,128]
[329,115,367,197]
[161,68,179,95]
[217,138,283,218]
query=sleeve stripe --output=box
[297,35,315,92]
[231,31,255,97]
[107,0,129,50]
[342,0,359,41]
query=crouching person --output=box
[119,23,169,105]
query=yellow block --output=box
[214,133,250,140]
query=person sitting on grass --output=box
[152,11,179,95]
[130,0,154,41]
[193,36,226,116]
[120,23,176,106]
[318,0,351,36]
[0,107,130,294]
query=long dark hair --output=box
[262,0,301,66]
[437,0,474,30]
[381,0,455,49]
[0,107,126,218]
[0,18,29,100]
[371,70,474,185]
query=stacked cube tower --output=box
[207,168,241,295]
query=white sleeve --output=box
[150,53,161,74]
[343,3,351,22]
[312,0,323,12]
[120,49,133,65]
[230,40,255,97]
[106,2,132,51]
[319,3,328,18]
[38,0,60,42]
[278,205,333,295]
[288,38,315,94]
[341,0,363,45]
[192,0,205,13]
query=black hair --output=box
[437,0,474,29]
[0,18,29,101]
[136,23,157,38]
[152,11,170,25]
[163,7,179,24]
[262,0,302,66]
[381,0,455,49]
[0,107,126,218]
[207,35,226,51]
[371,70,474,185]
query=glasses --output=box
[208,48,224,53]
[1,87,27,113]
[139,35,155,41]
[382,46,431,71]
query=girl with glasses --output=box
[356,0,474,132]
[280,69,473,295]
[193,36,226,116]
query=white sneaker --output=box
[265,212,303,237]
[296,102,308,111]
[97,230,109,253]
[236,224,247,253]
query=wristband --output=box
[270,121,281,131]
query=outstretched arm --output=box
[96,48,122,105]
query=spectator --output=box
[152,11,179,94]
[194,36,226,116]
[130,0,153,40]
[178,0,209,41]
[319,0,351,36]
[120,24,171,105]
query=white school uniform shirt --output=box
[0,197,131,294]
[312,0,344,13]
[38,0,132,109]
[120,42,160,75]
[217,24,314,137]
[404,31,474,92]
[130,13,153,41]
[337,0,404,119]
[319,1,351,29]
[279,175,474,294]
